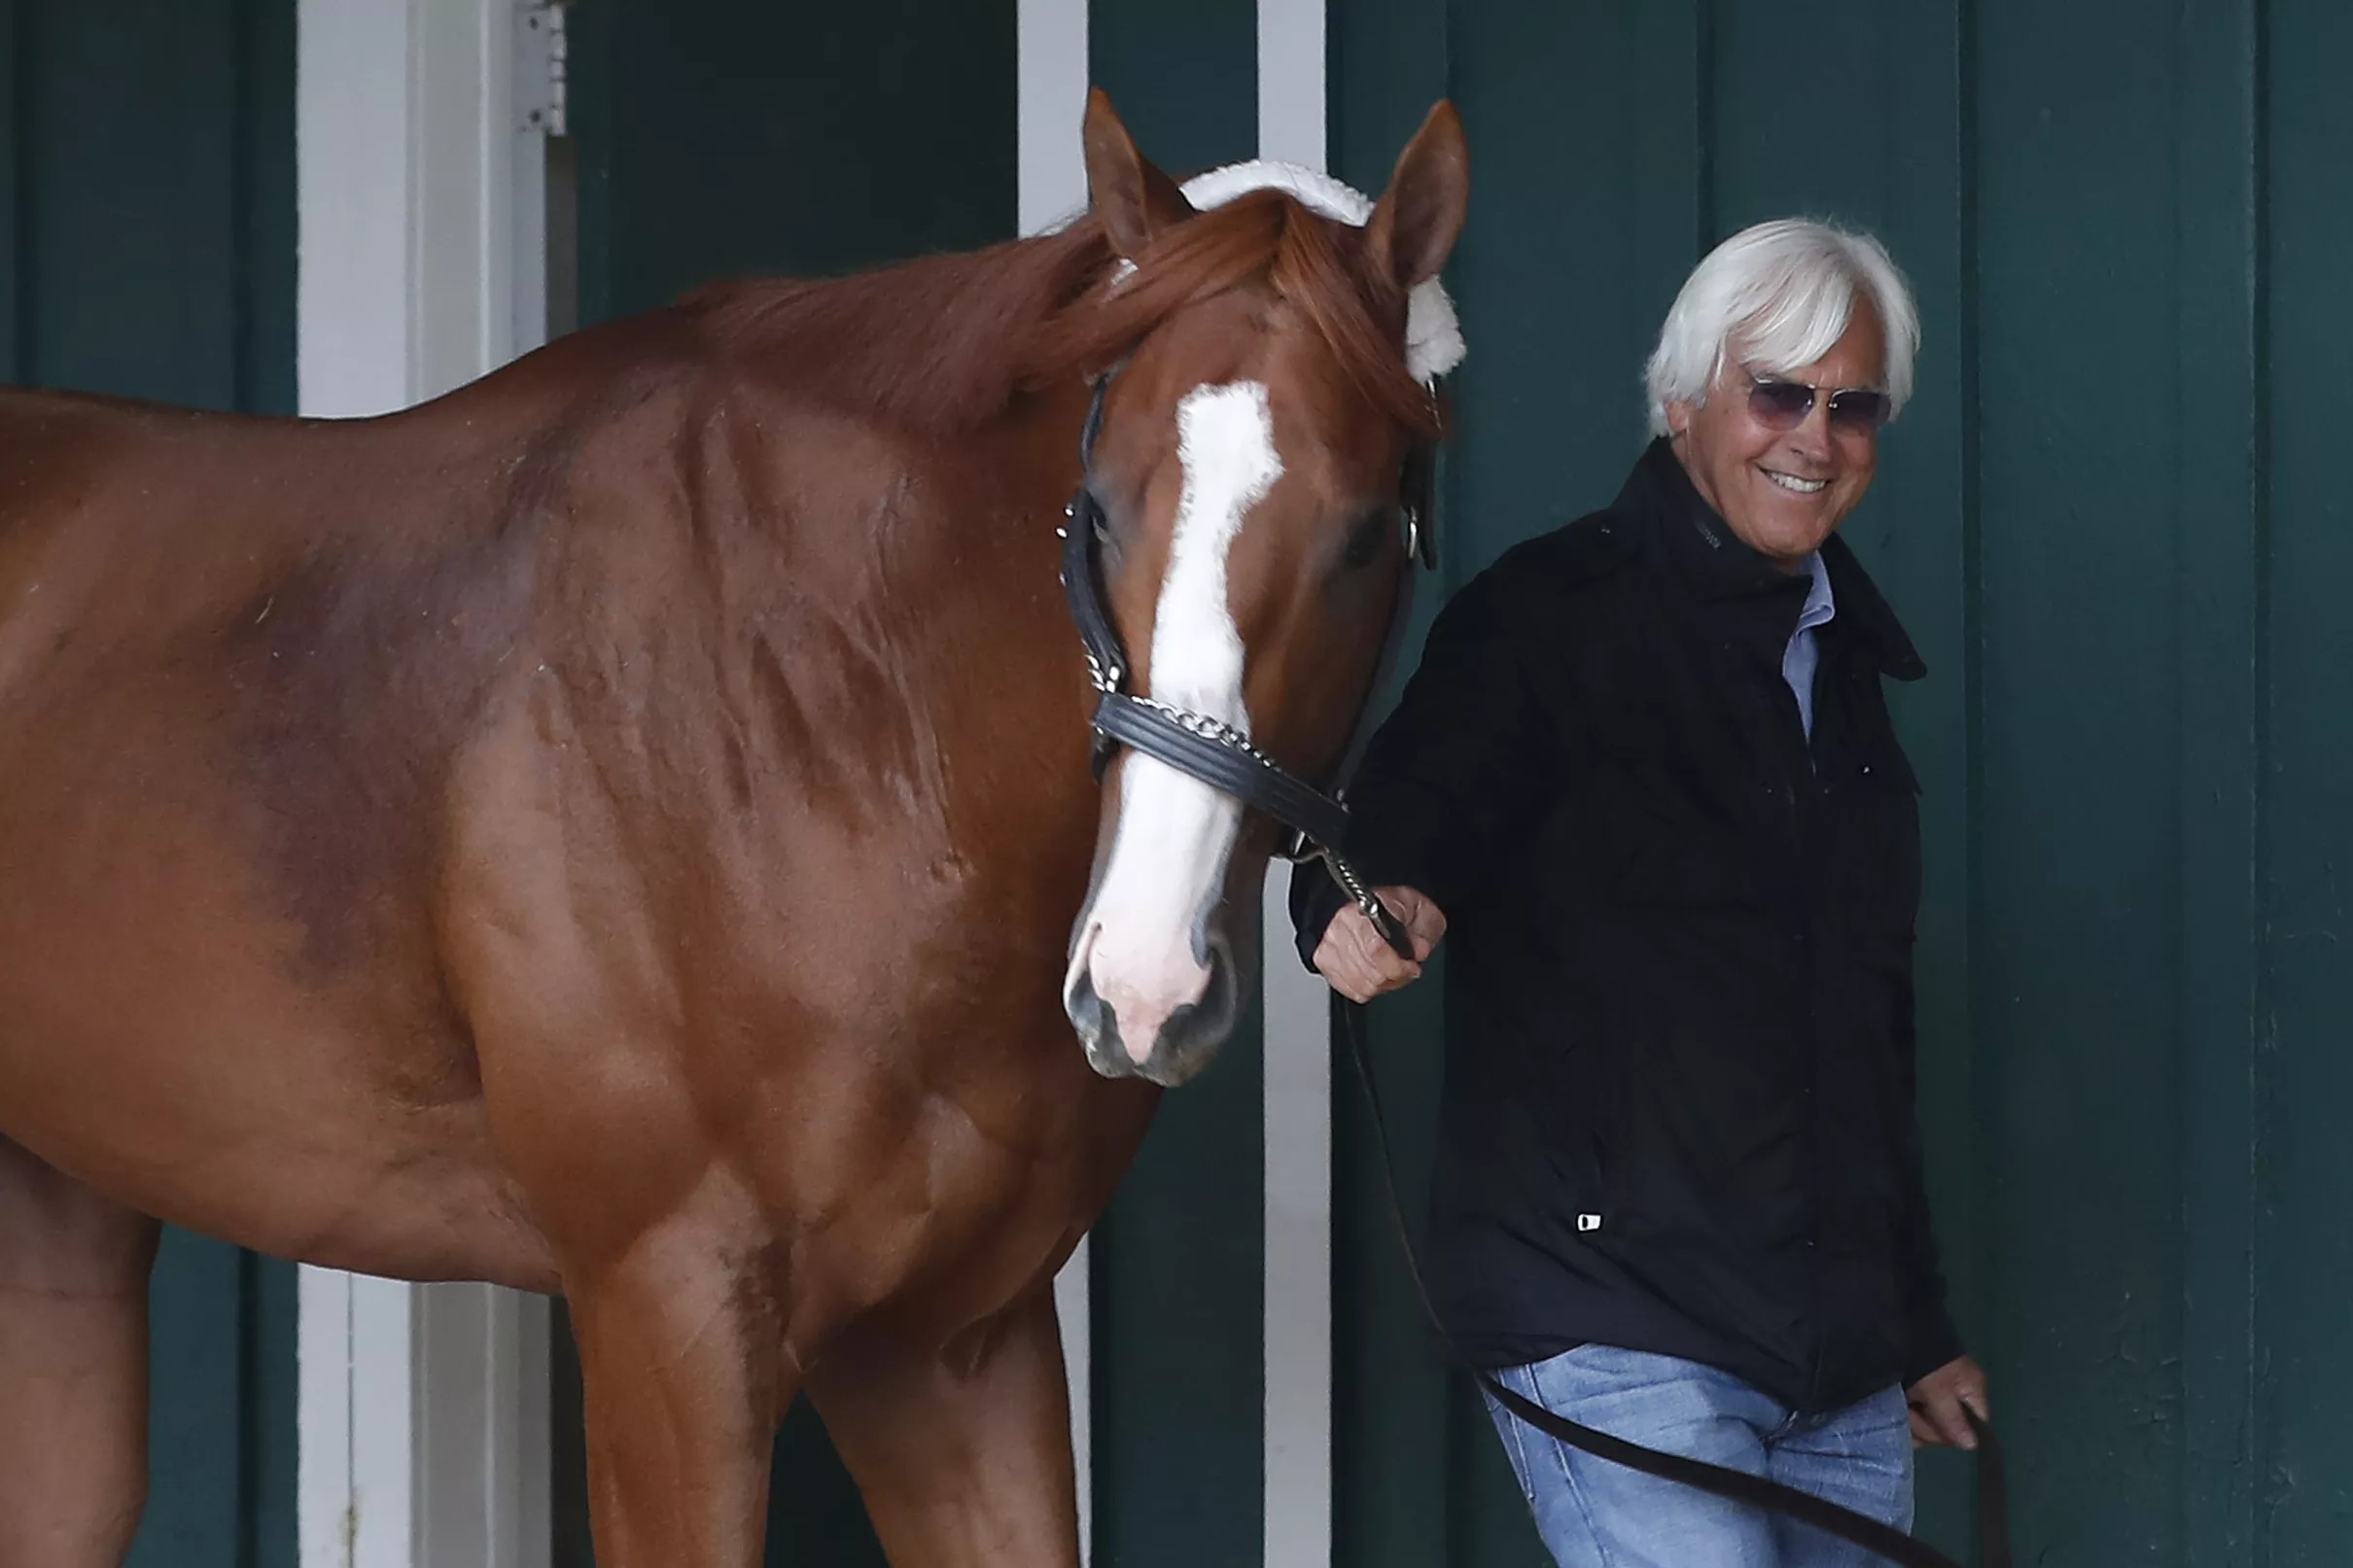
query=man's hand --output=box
[1906,1356,1989,1449]
[1312,886,1447,1003]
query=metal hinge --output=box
[516,2,568,137]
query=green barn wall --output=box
[1332,2,2352,1564]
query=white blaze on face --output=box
[1065,381,1282,1064]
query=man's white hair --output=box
[1643,218,1920,436]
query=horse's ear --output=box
[1364,100,1470,292]
[1082,87,1193,261]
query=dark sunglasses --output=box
[1746,375,1891,436]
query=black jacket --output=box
[1291,437,1963,1414]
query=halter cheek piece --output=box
[1057,370,1437,960]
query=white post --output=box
[1018,0,1094,1559]
[1256,8,1335,1563]
[296,3,553,1564]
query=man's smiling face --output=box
[1665,300,1886,570]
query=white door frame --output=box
[1013,4,1094,1558]
[1255,7,1335,1563]
[294,3,553,1565]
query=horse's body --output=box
[0,93,1466,1566]
[0,309,1133,1281]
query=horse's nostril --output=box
[1083,927,1215,1070]
[1142,936,1239,1074]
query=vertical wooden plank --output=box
[1445,1,1701,582]
[0,0,19,381]
[1972,2,2188,1559]
[1324,4,1458,1560]
[1085,0,1254,176]
[568,0,615,332]
[1892,5,1983,1550]
[571,0,1017,326]
[548,1307,593,1568]
[2258,2,2353,1561]
[245,1255,301,1568]
[2173,3,2264,1566]
[759,1400,889,1568]
[129,1232,249,1568]
[235,0,297,416]
[19,0,241,404]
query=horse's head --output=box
[1058,91,1468,1087]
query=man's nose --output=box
[1788,401,1835,459]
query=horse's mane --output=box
[682,190,1441,441]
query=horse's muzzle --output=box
[1064,926,1241,1087]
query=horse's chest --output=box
[736,1044,1152,1325]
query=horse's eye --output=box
[1341,506,1392,571]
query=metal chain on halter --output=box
[1125,697,1288,775]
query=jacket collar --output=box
[1816,533,1926,681]
[1617,436,1925,681]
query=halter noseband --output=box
[1057,369,1437,958]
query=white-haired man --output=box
[1291,218,1988,1566]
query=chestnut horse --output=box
[0,90,1467,1567]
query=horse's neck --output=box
[680,224,1097,443]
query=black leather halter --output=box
[1057,370,1435,959]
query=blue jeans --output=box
[1480,1344,1914,1568]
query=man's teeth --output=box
[1765,470,1826,494]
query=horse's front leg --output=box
[0,1135,161,1568]
[564,1198,790,1568]
[809,1286,1081,1568]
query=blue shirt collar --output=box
[1796,550,1837,633]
